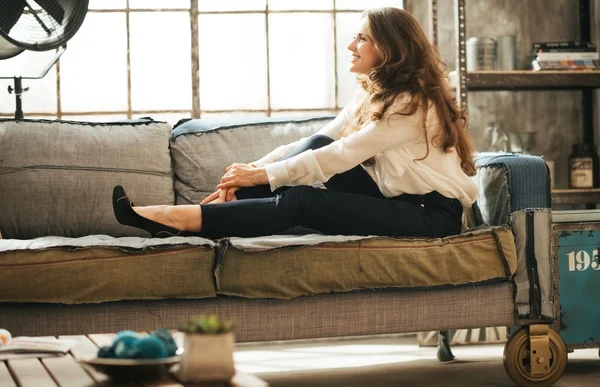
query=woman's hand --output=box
[226,162,256,171]
[200,189,227,204]
[200,187,241,204]
[218,163,268,189]
[225,186,240,201]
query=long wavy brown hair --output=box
[342,7,476,176]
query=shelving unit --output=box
[449,0,600,207]
[466,70,600,91]
[421,0,600,365]
[552,188,600,205]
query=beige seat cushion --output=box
[0,236,216,304]
[216,227,517,299]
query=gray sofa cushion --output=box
[170,117,334,204]
[0,119,175,238]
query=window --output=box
[0,0,403,124]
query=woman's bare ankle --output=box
[134,205,183,231]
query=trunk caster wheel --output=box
[503,326,567,387]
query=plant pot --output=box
[177,332,235,383]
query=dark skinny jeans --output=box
[200,135,463,239]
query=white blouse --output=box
[251,89,479,207]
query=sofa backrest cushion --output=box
[170,116,334,204]
[0,119,175,238]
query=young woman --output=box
[113,7,478,239]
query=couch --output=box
[0,116,552,347]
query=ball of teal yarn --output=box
[151,329,178,357]
[113,335,141,359]
[130,336,167,359]
[97,345,115,358]
[116,330,138,339]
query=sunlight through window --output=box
[0,0,403,120]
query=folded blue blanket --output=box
[476,153,551,213]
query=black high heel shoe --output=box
[112,185,193,238]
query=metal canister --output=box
[495,35,517,70]
[466,37,497,71]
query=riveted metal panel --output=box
[553,220,600,349]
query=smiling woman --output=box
[348,21,383,74]
[112,6,478,241]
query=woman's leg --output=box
[235,134,384,200]
[323,165,384,198]
[234,134,334,200]
[201,186,462,239]
[133,205,201,231]
[114,185,462,239]
[113,185,202,237]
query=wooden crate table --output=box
[0,333,268,387]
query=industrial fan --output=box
[0,0,89,118]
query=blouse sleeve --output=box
[264,104,424,191]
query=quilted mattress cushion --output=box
[0,236,216,304]
[215,227,517,299]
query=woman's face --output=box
[347,17,382,74]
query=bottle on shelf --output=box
[569,143,599,189]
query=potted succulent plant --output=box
[177,315,235,383]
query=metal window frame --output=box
[1,0,403,120]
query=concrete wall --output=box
[409,0,597,189]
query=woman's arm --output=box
[214,104,359,193]
[264,108,424,191]
[250,102,355,167]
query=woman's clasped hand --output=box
[201,163,268,204]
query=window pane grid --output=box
[0,108,339,116]
[87,9,384,13]
[2,1,401,120]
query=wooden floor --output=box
[0,333,267,387]
[235,335,600,387]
